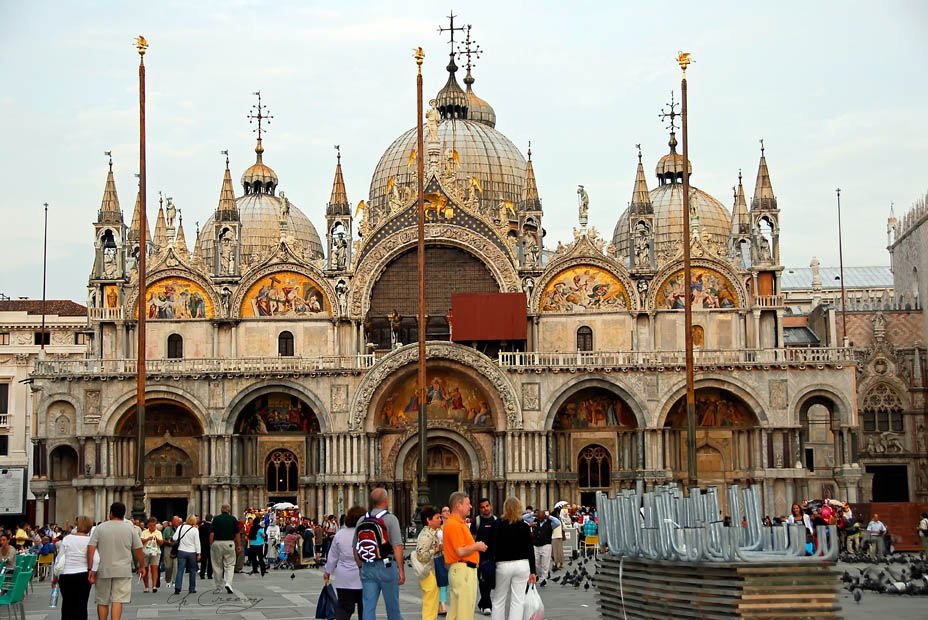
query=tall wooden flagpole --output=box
[414,47,430,520]
[678,52,698,486]
[132,35,149,521]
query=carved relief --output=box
[84,390,101,422]
[522,383,540,411]
[768,380,788,410]
[331,384,348,413]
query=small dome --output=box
[655,132,692,183]
[241,141,278,195]
[434,56,469,120]
[464,73,496,128]
[614,184,730,260]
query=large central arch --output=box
[351,342,521,431]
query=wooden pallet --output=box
[596,555,842,619]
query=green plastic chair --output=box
[0,571,30,620]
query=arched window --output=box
[578,444,611,488]
[577,326,593,352]
[266,449,299,493]
[278,331,295,357]
[861,383,904,432]
[166,334,183,359]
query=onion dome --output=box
[435,55,469,120]
[241,137,279,195]
[463,70,496,128]
[655,131,692,183]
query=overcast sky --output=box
[1,0,926,302]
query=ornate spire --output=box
[731,170,750,235]
[521,141,541,212]
[630,144,652,214]
[98,151,121,222]
[174,212,189,256]
[751,139,777,211]
[216,150,238,221]
[127,183,150,244]
[434,12,469,119]
[327,145,350,215]
[153,193,168,248]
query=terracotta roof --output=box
[0,300,87,317]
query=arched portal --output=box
[663,387,760,481]
[578,444,612,507]
[265,449,300,505]
[49,445,78,524]
[115,399,204,519]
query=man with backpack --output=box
[354,487,405,620]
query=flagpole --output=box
[414,47,430,522]
[40,203,48,354]
[678,52,698,486]
[132,35,149,521]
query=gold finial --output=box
[414,47,425,74]
[677,51,691,76]
[134,35,148,57]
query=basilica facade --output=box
[30,45,866,527]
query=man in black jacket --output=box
[198,515,213,579]
[470,498,498,616]
[532,510,555,586]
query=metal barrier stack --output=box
[595,484,843,619]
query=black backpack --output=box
[355,509,392,563]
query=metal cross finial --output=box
[221,149,229,168]
[456,24,482,73]
[104,150,113,171]
[158,190,163,206]
[247,91,273,140]
[438,12,466,57]
[659,92,679,132]
[335,144,341,162]
[636,143,642,163]
[527,140,532,161]
[760,138,765,155]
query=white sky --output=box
[1,0,926,302]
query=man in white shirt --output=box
[88,502,145,620]
[866,513,886,558]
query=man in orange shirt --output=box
[442,492,487,620]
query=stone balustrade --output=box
[498,347,854,369]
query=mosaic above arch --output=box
[553,387,637,430]
[378,369,494,430]
[655,266,739,309]
[665,388,757,428]
[241,271,331,318]
[540,265,630,313]
[141,277,214,319]
[235,393,320,434]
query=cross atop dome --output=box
[247,91,273,154]
[456,24,481,76]
[438,12,466,61]
[659,91,679,133]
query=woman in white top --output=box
[173,515,201,594]
[140,517,164,592]
[51,515,99,620]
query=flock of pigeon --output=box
[839,553,928,603]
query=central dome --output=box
[369,60,525,217]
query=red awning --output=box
[451,293,527,342]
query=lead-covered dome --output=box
[197,142,324,266]
[369,58,524,217]
[614,134,730,261]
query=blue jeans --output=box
[174,551,198,592]
[360,560,403,620]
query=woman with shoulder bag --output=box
[51,516,98,620]
[323,505,366,620]
[140,518,163,592]
[173,515,201,594]
[414,505,443,620]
